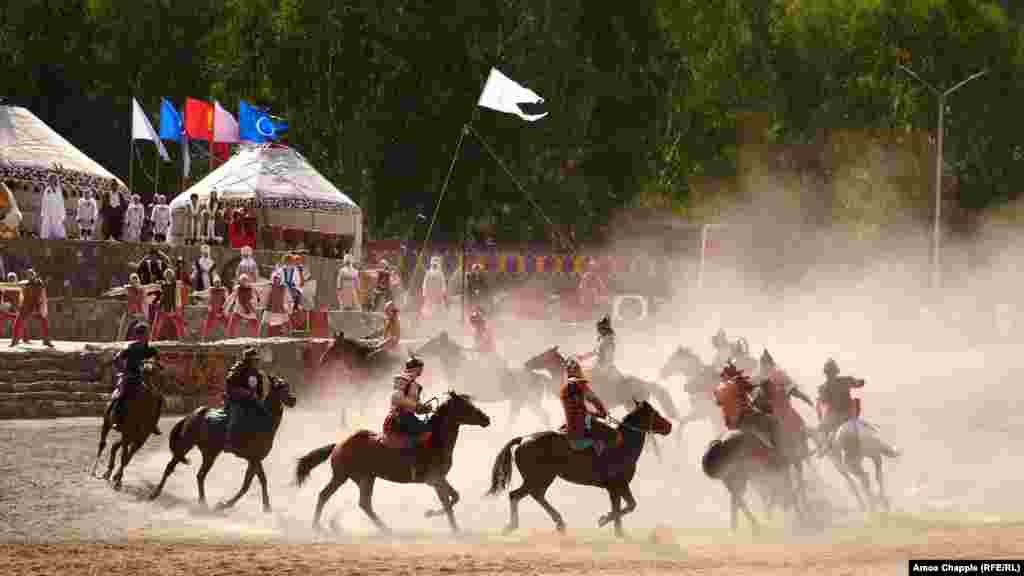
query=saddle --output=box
[378,430,432,450]
[557,422,623,451]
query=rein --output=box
[602,414,653,435]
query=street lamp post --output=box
[898,65,988,290]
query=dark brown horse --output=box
[487,400,672,537]
[415,331,552,426]
[524,346,681,423]
[701,425,809,534]
[92,362,164,491]
[148,376,297,511]
[295,391,491,533]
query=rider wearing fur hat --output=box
[816,358,865,455]
[383,355,434,479]
[223,347,268,453]
[559,356,610,454]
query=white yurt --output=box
[169,143,361,258]
[0,105,128,238]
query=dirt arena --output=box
[1,401,1022,576]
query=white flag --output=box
[131,98,170,161]
[477,68,547,122]
[213,100,240,143]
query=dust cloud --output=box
[69,166,1024,551]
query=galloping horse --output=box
[812,410,899,512]
[415,331,551,426]
[701,425,806,534]
[524,346,680,422]
[659,346,725,437]
[317,331,406,424]
[92,362,164,491]
[487,400,672,537]
[295,391,491,533]
[149,377,297,512]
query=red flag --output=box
[213,142,231,162]
[184,98,213,140]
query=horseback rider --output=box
[107,322,162,435]
[579,315,622,386]
[560,356,611,455]
[715,361,777,450]
[223,347,269,453]
[364,300,401,358]
[382,355,434,480]
[756,349,814,411]
[816,358,865,455]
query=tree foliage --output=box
[0,0,1021,244]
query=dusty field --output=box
[1,414,1022,576]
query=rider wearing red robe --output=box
[382,355,433,480]
[715,361,777,450]
[560,356,610,454]
[756,350,814,456]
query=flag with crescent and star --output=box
[239,100,288,144]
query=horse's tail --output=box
[701,431,744,480]
[487,436,524,496]
[295,444,335,487]
[644,379,681,421]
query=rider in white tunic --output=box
[76,189,98,241]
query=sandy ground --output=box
[1,414,1022,576]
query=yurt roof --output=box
[170,144,358,214]
[0,105,127,194]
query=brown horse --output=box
[92,362,164,491]
[148,376,297,511]
[415,331,552,426]
[488,400,672,537]
[701,424,809,534]
[524,346,680,422]
[294,391,491,533]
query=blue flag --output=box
[239,100,288,143]
[158,99,184,142]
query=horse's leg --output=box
[504,482,529,534]
[356,476,389,533]
[507,398,523,427]
[529,477,566,533]
[873,456,890,511]
[599,486,625,537]
[150,453,180,501]
[831,451,866,511]
[313,472,347,532]
[102,439,122,481]
[112,441,139,491]
[216,460,256,511]
[254,461,272,513]
[92,415,113,477]
[430,481,459,533]
[849,456,874,512]
[196,451,219,508]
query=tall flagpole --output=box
[128,99,134,193]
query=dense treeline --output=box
[1,0,1021,245]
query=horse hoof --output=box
[113,481,123,492]
[214,501,231,511]
[502,524,517,535]
[263,505,272,514]
[597,515,610,527]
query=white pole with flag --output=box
[132,97,170,196]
